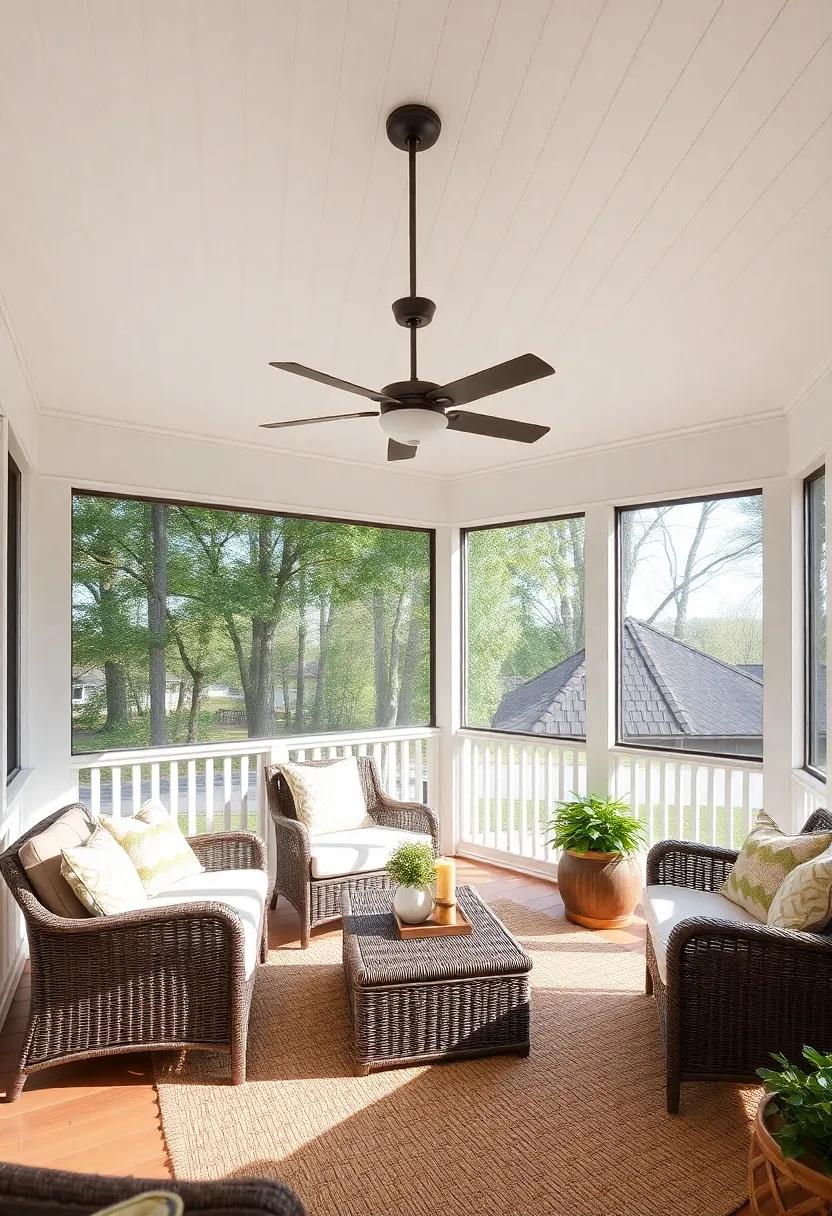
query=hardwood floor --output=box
[0,859,748,1212]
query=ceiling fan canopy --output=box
[262,103,555,463]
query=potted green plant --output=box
[749,1048,832,1212]
[547,794,644,929]
[386,841,436,925]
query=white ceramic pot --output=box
[393,884,434,924]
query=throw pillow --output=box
[768,842,832,932]
[721,811,832,920]
[279,756,370,835]
[101,798,204,896]
[61,827,148,916]
[18,802,95,917]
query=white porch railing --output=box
[612,749,763,852]
[71,726,440,843]
[455,731,587,873]
[791,768,828,830]
[455,732,765,871]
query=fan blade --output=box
[428,353,554,408]
[446,411,549,444]
[387,438,418,462]
[260,411,379,429]
[270,362,400,403]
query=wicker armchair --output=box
[265,755,439,947]
[0,807,269,1101]
[645,809,832,1114]
[0,1161,306,1214]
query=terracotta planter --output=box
[748,1095,832,1215]
[557,849,641,930]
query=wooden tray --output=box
[394,902,472,938]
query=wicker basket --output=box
[748,1096,832,1215]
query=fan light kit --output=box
[262,103,555,462]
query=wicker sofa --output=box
[0,1161,306,1214]
[265,755,439,947]
[0,805,269,1100]
[644,808,832,1113]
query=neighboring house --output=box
[493,617,765,757]
[71,669,105,706]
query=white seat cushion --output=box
[643,883,762,986]
[309,826,432,880]
[148,868,268,979]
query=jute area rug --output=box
[155,900,759,1216]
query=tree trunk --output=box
[673,503,712,638]
[104,660,130,728]
[396,590,422,725]
[294,568,307,731]
[176,678,187,714]
[372,590,388,726]
[381,591,408,727]
[186,672,204,744]
[147,503,168,745]
[311,596,332,730]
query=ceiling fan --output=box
[261,104,555,463]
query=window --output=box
[6,454,21,780]
[463,516,585,736]
[71,492,433,754]
[805,468,826,777]
[617,491,763,760]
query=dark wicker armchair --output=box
[0,1161,306,1214]
[265,755,439,947]
[0,807,269,1101]
[645,808,832,1114]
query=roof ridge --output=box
[624,620,691,732]
[533,657,585,731]
[624,616,763,686]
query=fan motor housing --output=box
[379,381,444,411]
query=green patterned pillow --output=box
[61,827,148,916]
[721,811,832,920]
[768,843,832,932]
[101,799,204,895]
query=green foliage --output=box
[757,1047,832,1175]
[385,841,436,888]
[547,794,645,855]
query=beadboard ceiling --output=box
[0,0,831,477]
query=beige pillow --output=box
[61,826,148,916]
[92,1193,183,1216]
[279,756,370,835]
[101,798,203,895]
[18,803,95,917]
[768,842,832,932]
[721,811,832,920]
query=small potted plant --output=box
[750,1048,832,1212]
[547,793,644,929]
[386,841,436,925]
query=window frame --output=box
[71,487,436,755]
[614,486,764,765]
[803,465,826,782]
[6,453,21,783]
[461,511,587,742]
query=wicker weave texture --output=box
[0,809,268,1100]
[264,755,439,947]
[0,1161,306,1215]
[342,885,532,1073]
[645,809,832,1113]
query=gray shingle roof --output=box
[492,617,763,739]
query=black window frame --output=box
[461,511,587,742]
[804,465,826,782]
[6,453,21,782]
[70,487,436,756]
[615,487,764,764]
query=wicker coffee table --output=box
[341,885,532,1075]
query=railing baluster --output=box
[91,768,101,818]
[111,766,121,820]
[151,763,160,802]
[132,764,142,813]
[187,760,197,835]
[707,766,716,845]
[240,756,250,831]
[223,757,232,831]
[169,760,179,826]
[205,758,214,833]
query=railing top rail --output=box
[71,725,441,769]
[610,745,763,771]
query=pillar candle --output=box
[434,857,456,906]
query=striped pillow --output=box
[101,799,204,896]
